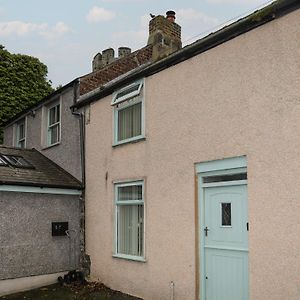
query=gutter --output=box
[0,180,82,190]
[72,0,300,110]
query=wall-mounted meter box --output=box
[52,222,68,236]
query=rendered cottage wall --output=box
[85,9,300,300]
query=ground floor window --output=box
[114,180,144,259]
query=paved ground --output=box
[0,282,142,300]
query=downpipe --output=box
[170,281,175,300]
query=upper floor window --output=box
[112,80,144,145]
[47,103,60,146]
[16,118,26,148]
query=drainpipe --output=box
[170,281,175,300]
[71,79,85,187]
[71,110,85,186]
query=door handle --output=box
[204,226,209,236]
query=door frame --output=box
[195,156,247,300]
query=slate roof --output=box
[0,146,82,189]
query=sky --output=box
[0,0,273,87]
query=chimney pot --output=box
[118,47,131,58]
[166,10,176,23]
[102,48,115,65]
[92,52,103,71]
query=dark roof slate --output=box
[0,146,82,189]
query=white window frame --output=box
[112,79,145,146]
[15,117,26,148]
[47,101,61,147]
[113,180,145,262]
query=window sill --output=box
[42,141,61,150]
[113,254,146,262]
[113,136,145,148]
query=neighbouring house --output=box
[0,146,82,296]
[70,1,299,300]
[2,82,83,182]
[2,1,300,300]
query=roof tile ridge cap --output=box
[31,148,83,187]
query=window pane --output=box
[18,123,25,139]
[18,140,25,149]
[116,84,140,100]
[221,203,231,226]
[56,105,60,123]
[2,155,32,168]
[117,204,143,256]
[49,106,56,125]
[50,124,59,144]
[203,173,247,183]
[0,157,7,165]
[118,102,141,141]
[118,185,142,201]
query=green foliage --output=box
[0,46,54,142]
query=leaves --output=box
[0,46,54,142]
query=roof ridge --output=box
[81,44,153,80]
[0,145,36,152]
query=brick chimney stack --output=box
[147,11,182,61]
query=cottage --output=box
[0,146,82,296]
[72,1,300,299]
[2,0,300,299]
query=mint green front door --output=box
[204,184,248,300]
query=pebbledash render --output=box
[72,2,300,300]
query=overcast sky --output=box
[0,0,273,87]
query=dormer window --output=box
[112,80,144,145]
[16,118,26,148]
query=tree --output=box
[0,45,54,142]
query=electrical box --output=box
[52,222,68,236]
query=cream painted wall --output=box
[85,9,300,300]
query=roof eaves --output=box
[72,0,299,110]
[75,62,152,106]
[0,180,82,190]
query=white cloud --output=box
[111,10,219,49]
[39,22,70,40]
[86,7,116,23]
[0,21,70,40]
[176,9,219,43]
[111,14,149,50]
